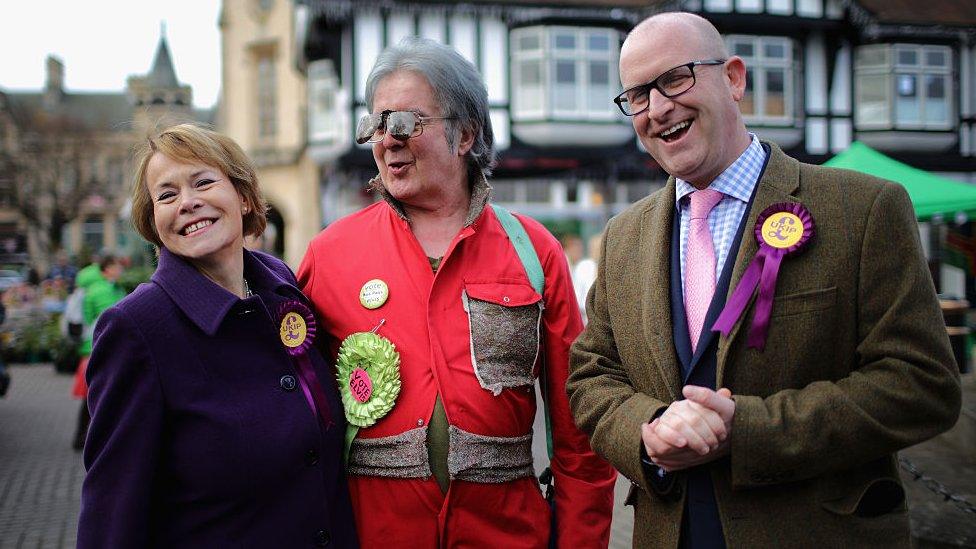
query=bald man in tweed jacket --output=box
[567,12,961,548]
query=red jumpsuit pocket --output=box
[461,282,543,396]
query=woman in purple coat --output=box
[78,124,357,548]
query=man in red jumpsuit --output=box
[298,37,616,548]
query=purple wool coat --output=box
[78,247,358,548]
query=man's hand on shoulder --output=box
[641,387,735,472]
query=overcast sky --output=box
[0,1,222,108]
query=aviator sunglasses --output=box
[356,110,456,144]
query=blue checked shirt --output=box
[676,135,767,296]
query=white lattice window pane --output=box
[924,74,949,124]
[520,60,542,85]
[555,60,576,84]
[512,26,620,120]
[895,73,921,124]
[588,33,610,52]
[492,182,517,202]
[927,50,945,67]
[856,73,890,126]
[553,60,577,110]
[525,181,550,203]
[897,48,918,67]
[308,60,339,142]
[515,59,544,114]
[732,40,754,58]
[553,32,576,50]
[310,86,334,134]
[589,61,609,85]
[518,33,540,52]
[587,61,611,111]
[520,91,544,113]
[516,89,542,115]
[741,68,756,116]
[856,45,888,68]
[763,41,786,60]
[765,69,786,116]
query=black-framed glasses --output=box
[613,59,726,116]
[355,110,456,144]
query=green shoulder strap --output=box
[491,204,544,295]
[490,204,553,462]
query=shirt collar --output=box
[369,170,492,228]
[675,134,765,206]
[152,247,300,336]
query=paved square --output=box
[0,365,85,549]
[0,366,635,549]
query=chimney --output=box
[44,55,64,109]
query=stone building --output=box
[0,29,211,273]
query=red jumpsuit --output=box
[298,194,616,548]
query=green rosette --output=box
[336,331,401,461]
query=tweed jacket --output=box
[567,143,961,548]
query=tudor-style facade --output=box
[298,1,654,240]
[218,0,976,265]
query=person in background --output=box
[571,234,602,324]
[47,250,79,292]
[74,254,101,286]
[77,123,357,548]
[26,266,40,287]
[70,254,124,451]
[299,38,615,548]
[567,12,960,548]
[561,234,584,269]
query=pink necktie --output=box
[684,189,724,353]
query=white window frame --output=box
[82,215,105,254]
[855,43,954,131]
[510,26,621,122]
[726,35,796,126]
[308,59,342,144]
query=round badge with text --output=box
[359,279,390,309]
[760,212,805,249]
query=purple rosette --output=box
[713,202,815,350]
[276,300,317,356]
[752,202,814,255]
[277,300,333,430]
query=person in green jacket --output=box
[72,255,125,450]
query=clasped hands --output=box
[642,386,735,472]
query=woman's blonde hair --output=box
[130,123,268,247]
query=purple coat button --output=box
[280,375,297,391]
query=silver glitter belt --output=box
[347,425,432,478]
[347,425,535,483]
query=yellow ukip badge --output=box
[760,211,804,249]
[279,311,308,348]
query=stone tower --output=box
[127,24,195,133]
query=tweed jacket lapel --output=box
[716,143,800,385]
[639,182,682,401]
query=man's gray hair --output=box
[365,37,496,180]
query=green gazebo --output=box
[826,142,976,372]
[824,141,976,222]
